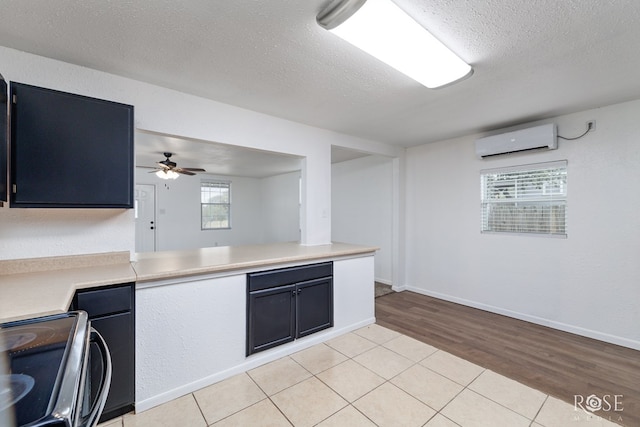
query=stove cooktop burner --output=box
[0,333,37,352]
[0,325,57,352]
[0,373,35,411]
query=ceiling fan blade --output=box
[137,165,159,169]
[175,168,197,176]
[148,153,203,176]
[156,162,172,169]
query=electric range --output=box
[0,311,111,427]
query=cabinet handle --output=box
[297,289,302,294]
[292,290,296,297]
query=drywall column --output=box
[392,154,406,290]
[300,144,332,245]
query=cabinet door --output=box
[9,82,133,208]
[296,277,333,338]
[0,77,7,203]
[90,312,135,421]
[247,284,296,356]
[72,283,135,422]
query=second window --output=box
[201,181,231,230]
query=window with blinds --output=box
[480,161,567,236]
[201,181,231,230]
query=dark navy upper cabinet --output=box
[0,76,7,203]
[9,82,134,208]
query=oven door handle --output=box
[80,328,113,427]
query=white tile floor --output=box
[98,324,621,427]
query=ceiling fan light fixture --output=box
[155,169,179,180]
[317,0,472,88]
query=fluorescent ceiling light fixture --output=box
[156,169,179,180]
[317,0,472,88]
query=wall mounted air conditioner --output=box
[475,123,557,159]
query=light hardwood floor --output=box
[376,291,639,427]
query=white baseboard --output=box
[135,317,376,413]
[374,277,393,286]
[404,286,640,351]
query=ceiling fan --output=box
[145,152,206,179]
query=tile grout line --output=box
[531,395,551,427]
[265,396,296,427]
[309,340,387,427]
[433,366,549,426]
[189,392,209,426]
[321,328,447,426]
[301,341,380,426]
[332,337,434,425]
[367,329,544,426]
[244,364,298,426]
[422,358,544,425]
[380,333,554,426]
[286,345,375,426]
[429,374,469,426]
[346,331,568,427]
[294,332,404,426]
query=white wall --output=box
[404,99,640,349]
[0,46,399,260]
[332,155,394,284]
[135,169,263,250]
[261,171,301,243]
[134,169,300,250]
[0,208,134,260]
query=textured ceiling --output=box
[1,0,640,149]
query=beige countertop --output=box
[132,242,377,282]
[0,242,376,323]
[0,262,136,323]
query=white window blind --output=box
[480,161,567,236]
[201,181,230,230]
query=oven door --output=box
[77,328,112,427]
[30,324,112,427]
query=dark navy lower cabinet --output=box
[296,277,334,339]
[247,284,297,354]
[71,282,135,422]
[246,262,333,356]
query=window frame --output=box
[201,180,231,230]
[480,160,568,237]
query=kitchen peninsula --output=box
[0,242,377,413]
